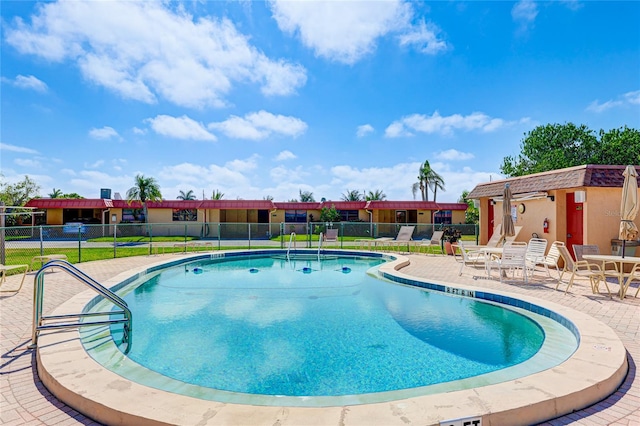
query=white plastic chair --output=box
[526,238,548,277]
[488,242,528,283]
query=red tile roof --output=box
[364,201,468,211]
[24,198,114,209]
[468,164,640,199]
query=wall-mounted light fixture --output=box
[490,200,496,205]
[547,195,555,202]
[111,214,117,223]
[574,190,586,203]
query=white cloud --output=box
[512,1,538,32]
[269,165,310,183]
[269,0,412,64]
[0,143,38,154]
[84,160,105,169]
[586,90,640,112]
[132,127,147,135]
[434,149,475,161]
[274,150,297,161]
[397,20,449,55]
[624,90,640,105]
[6,75,49,92]
[14,158,41,168]
[356,124,374,137]
[5,1,306,108]
[89,126,120,140]
[146,115,216,141]
[385,111,508,137]
[209,110,307,140]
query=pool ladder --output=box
[30,259,132,354]
[317,232,323,261]
[286,232,297,261]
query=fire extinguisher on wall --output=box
[543,218,549,233]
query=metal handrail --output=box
[287,232,296,261]
[30,259,132,354]
[318,232,323,261]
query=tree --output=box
[126,174,162,223]
[319,204,340,222]
[0,175,41,226]
[211,189,224,200]
[0,175,40,206]
[341,189,362,201]
[459,190,479,224]
[500,123,640,177]
[430,174,445,202]
[299,190,315,202]
[177,190,196,200]
[62,192,83,199]
[49,188,63,198]
[365,189,386,201]
[411,160,444,201]
[263,195,274,201]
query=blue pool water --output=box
[114,254,545,397]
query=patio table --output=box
[583,254,640,299]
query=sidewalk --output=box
[1,253,638,425]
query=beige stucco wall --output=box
[46,209,64,225]
[477,186,640,255]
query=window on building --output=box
[172,209,197,222]
[122,208,145,222]
[434,210,452,225]
[285,210,307,223]
[339,210,359,222]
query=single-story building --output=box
[23,197,467,238]
[468,164,640,257]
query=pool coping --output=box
[36,251,628,426]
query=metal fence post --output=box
[78,226,82,263]
[218,223,221,250]
[113,224,117,258]
[248,223,251,250]
[39,226,44,257]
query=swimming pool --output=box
[81,250,577,406]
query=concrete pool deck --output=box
[1,252,639,425]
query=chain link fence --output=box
[0,222,478,274]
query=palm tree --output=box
[411,160,444,201]
[263,195,274,201]
[177,190,196,200]
[126,174,162,223]
[49,188,63,198]
[211,189,224,200]
[365,189,386,201]
[299,190,315,202]
[341,189,362,201]
[430,174,445,202]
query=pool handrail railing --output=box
[30,259,132,354]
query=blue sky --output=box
[1,1,639,203]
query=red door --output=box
[566,193,584,258]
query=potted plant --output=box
[442,227,461,255]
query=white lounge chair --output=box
[0,263,30,293]
[419,230,444,255]
[323,229,338,243]
[384,226,416,252]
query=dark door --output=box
[566,193,584,258]
[257,209,269,223]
